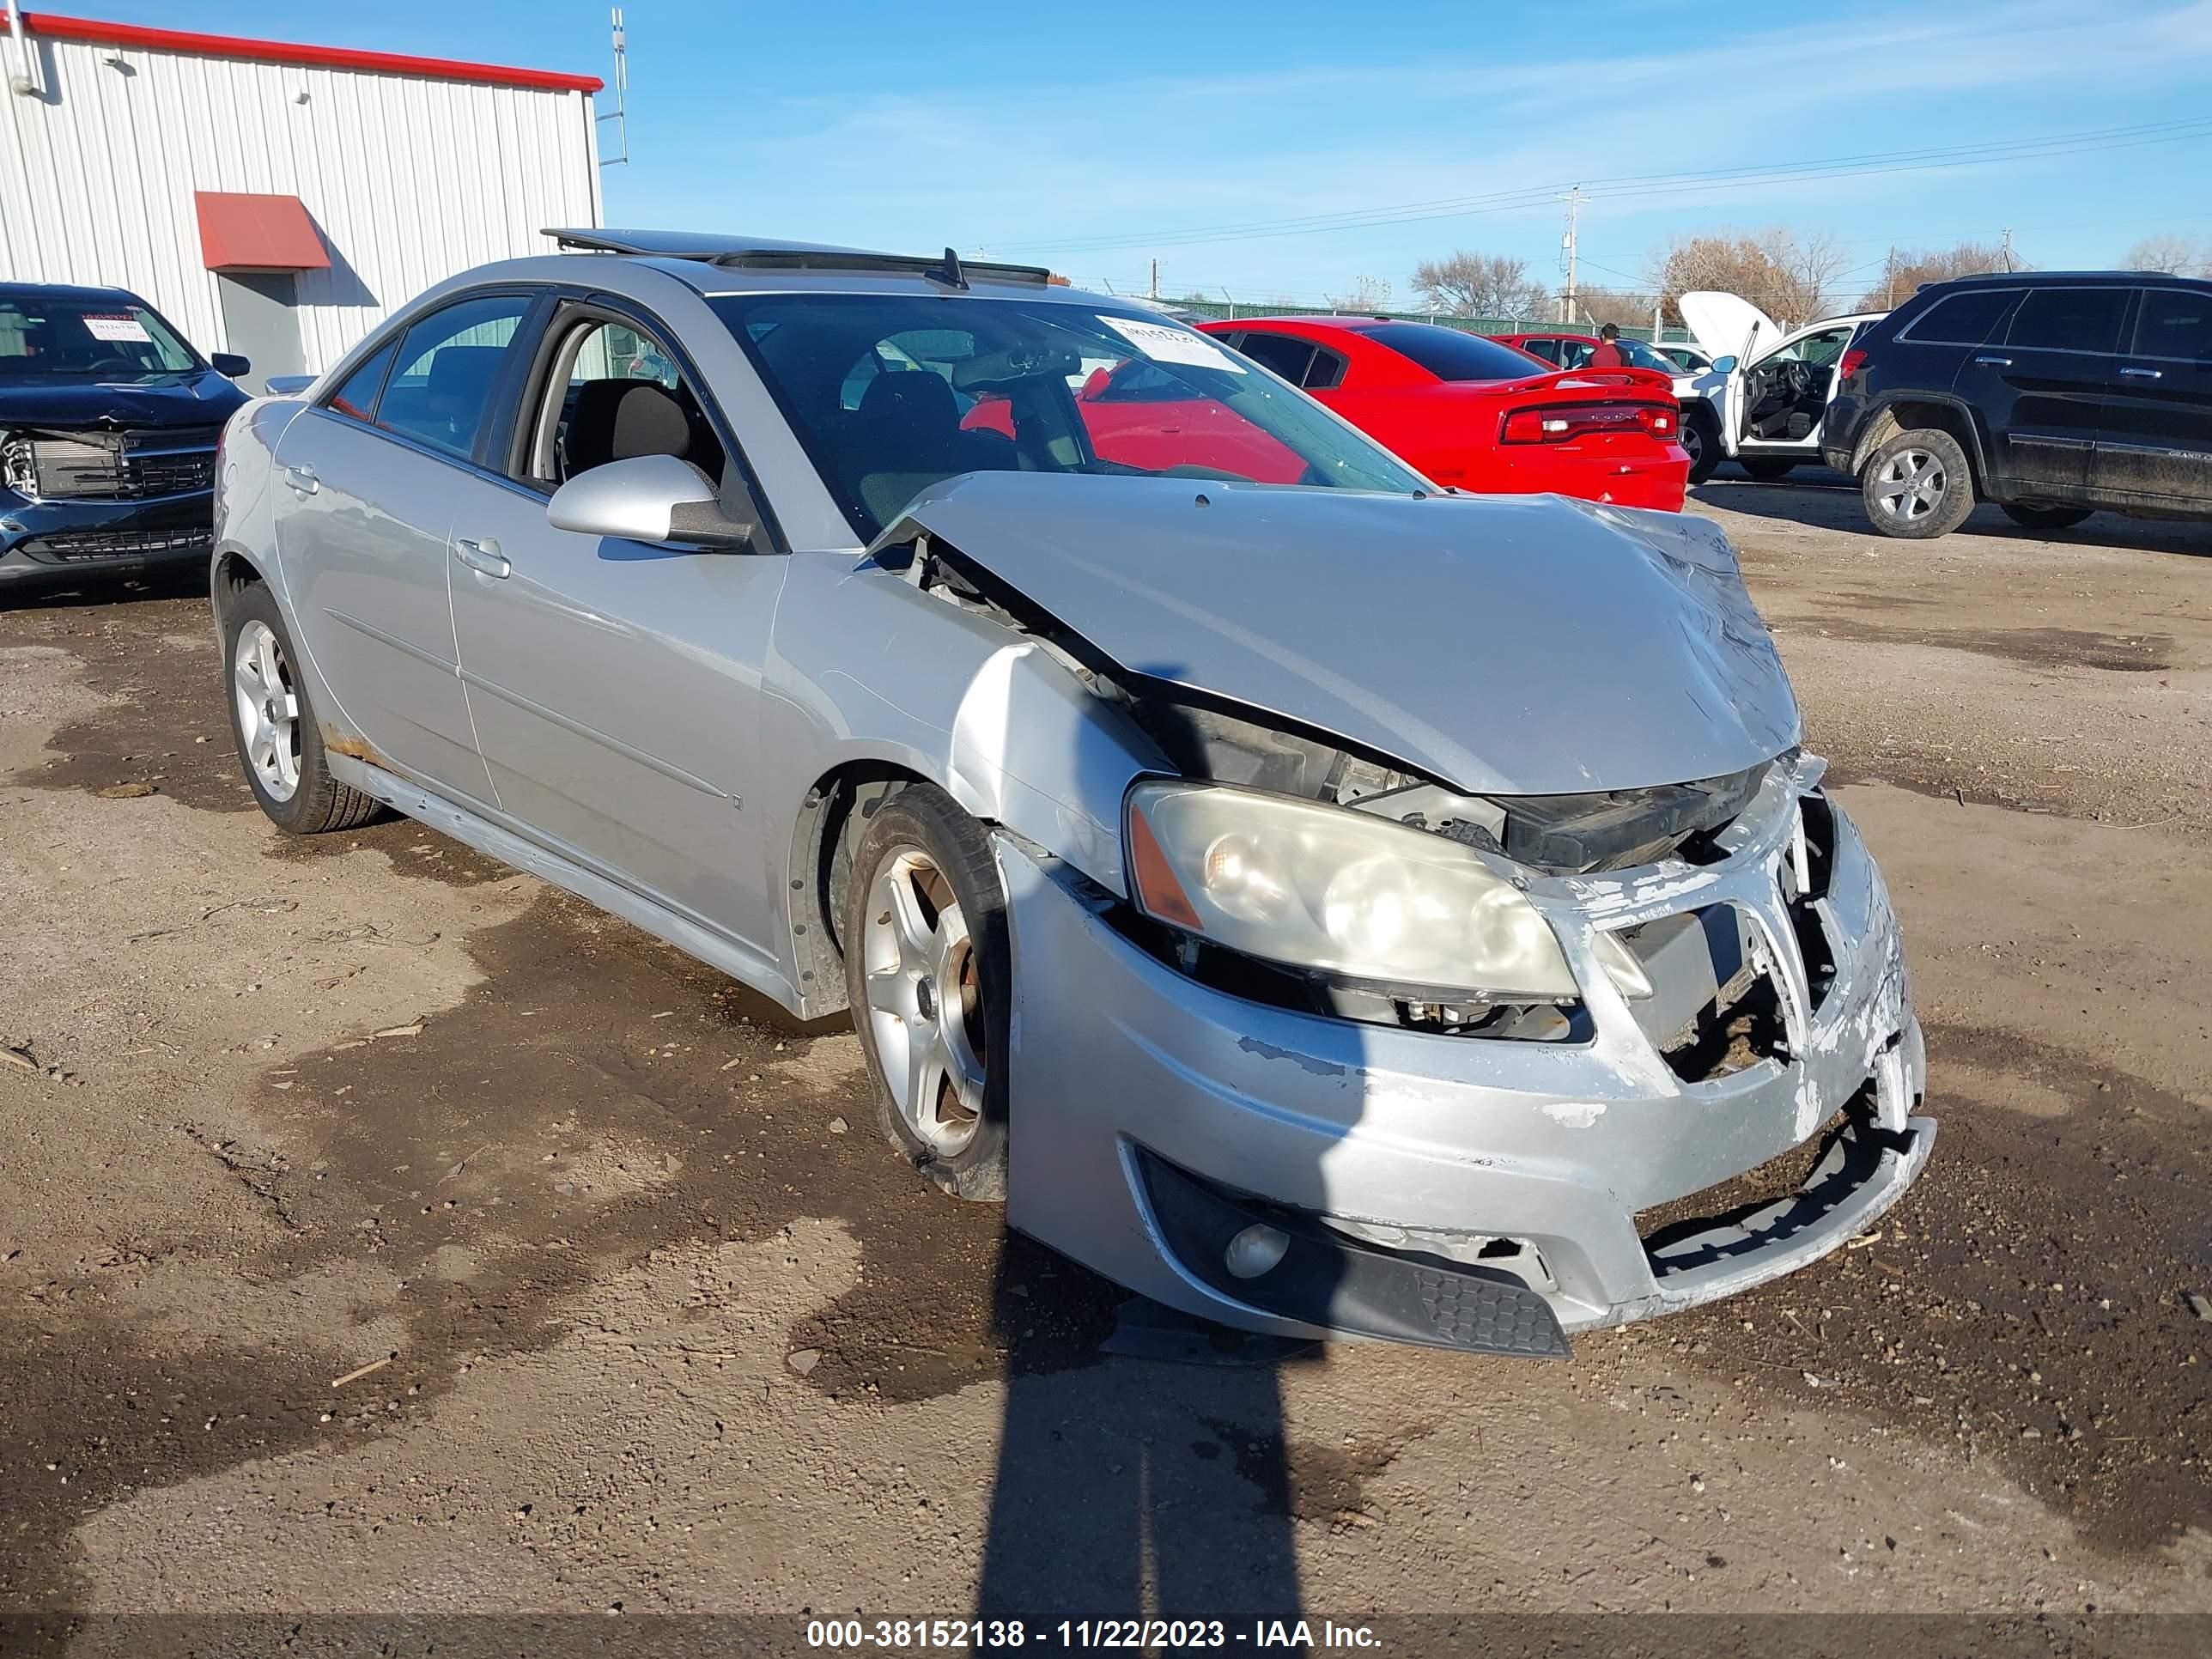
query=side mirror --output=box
[264,374,316,397]
[211,353,252,379]
[546,453,754,550]
[1711,356,1737,374]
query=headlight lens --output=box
[1127,780,1579,999]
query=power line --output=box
[996,116,2212,257]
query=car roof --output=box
[1927,270,2200,289]
[0,280,149,306]
[541,228,1066,295]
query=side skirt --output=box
[325,752,804,1015]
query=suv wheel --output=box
[2001,501,2094,532]
[1682,406,1721,485]
[221,581,383,834]
[843,783,1010,1202]
[1862,428,1974,539]
[1740,456,1796,481]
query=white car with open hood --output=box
[1676,291,1886,484]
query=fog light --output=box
[1224,1224,1290,1279]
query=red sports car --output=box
[1196,317,1688,510]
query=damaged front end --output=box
[867,475,1932,1354]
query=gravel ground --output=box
[1,473,2208,1632]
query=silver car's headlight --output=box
[1126,780,1580,999]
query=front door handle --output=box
[2119,366,2164,380]
[283,464,319,495]
[1972,355,2012,368]
[453,537,511,579]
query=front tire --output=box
[1740,456,1797,481]
[1682,407,1721,485]
[2001,501,2094,531]
[1861,428,1975,539]
[220,581,381,834]
[843,783,1011,1202]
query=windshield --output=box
[709,293,1426,539]
[0,292,202,381]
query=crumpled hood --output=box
[884,472,1800,795]
[0,371,246,431]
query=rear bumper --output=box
[998,757,1933,1352]
[1474,446,1690,513]
[0,488,215,586]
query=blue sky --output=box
[82,1,2212,307]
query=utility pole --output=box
[598,8,629,168]
[1558,185,1583,325]
[1148,258,1159,301]
[1882,246,1897,309]
[1999,228,2015,272]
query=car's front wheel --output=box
[1681,406,1721,485]
[1739,456,1797,481]
[843,783,1011,1201]
[2001,501,2094,531]
[221,580,382,834]
[1862,428,1975,539]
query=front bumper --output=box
[0,487,216,586]
[997,756,1933,1352]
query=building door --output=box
[215,272,306,395]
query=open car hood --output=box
[881,472,1800,796]
[1678,291,1782,365]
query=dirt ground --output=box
[2,472,2209,1635]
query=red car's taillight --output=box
[1838,347,1869,380]
[1500,402,1673,443]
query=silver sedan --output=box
[211,232,1933,1357]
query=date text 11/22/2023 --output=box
[805,1618,1382,1649]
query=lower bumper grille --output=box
[16,526,213,564]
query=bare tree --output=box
[1650,228,1851,329]
[1566,287,1653,331]
[1411,252,1549,319]
[1855,242,2006,311]
[2123,234,2209,275]
[1327,273,1394,313]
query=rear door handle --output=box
[2119,366,2164,380]
[283,464,319,495]
[1972,355,2012,367]
[453,537,510,579]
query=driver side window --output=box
[515,313,726,492]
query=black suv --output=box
[1823,271,2211,538]
[2,282,249,591]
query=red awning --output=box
[194,192,331,272]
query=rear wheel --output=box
[1861,428,1975,540]
[843,783,1011,1201]
[2001,501,2094,531]
[1681,406,1721,485]
[1740,455,1797,481]
[221,581,382,834]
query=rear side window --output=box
[324,342,395,423]
[1237,331,1318,385]
[1517,337,1563,365]
[1304,348,1346,390]
[1899,289,2016,346]
[2131,289,2212,361]
[376,293,532,461]
[1364,324,1548,381]
[2004,288,2129,355]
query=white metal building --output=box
[1,9,602,389]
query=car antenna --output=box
[926,246,969,292]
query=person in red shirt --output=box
[1585,322,1627,369]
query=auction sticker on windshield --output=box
[1100,314,1245,373]
[82,315,152,343]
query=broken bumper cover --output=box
[0,488,216,585]
[997,757,1933,1353]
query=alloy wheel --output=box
[1873,447,1948,525]
[860,845,988,1157]
[233,619,301,801]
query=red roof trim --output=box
[7,10,603,94]
[195,191,332,272]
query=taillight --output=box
[1838,347,1868,380]
[1500,402,1673,443]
